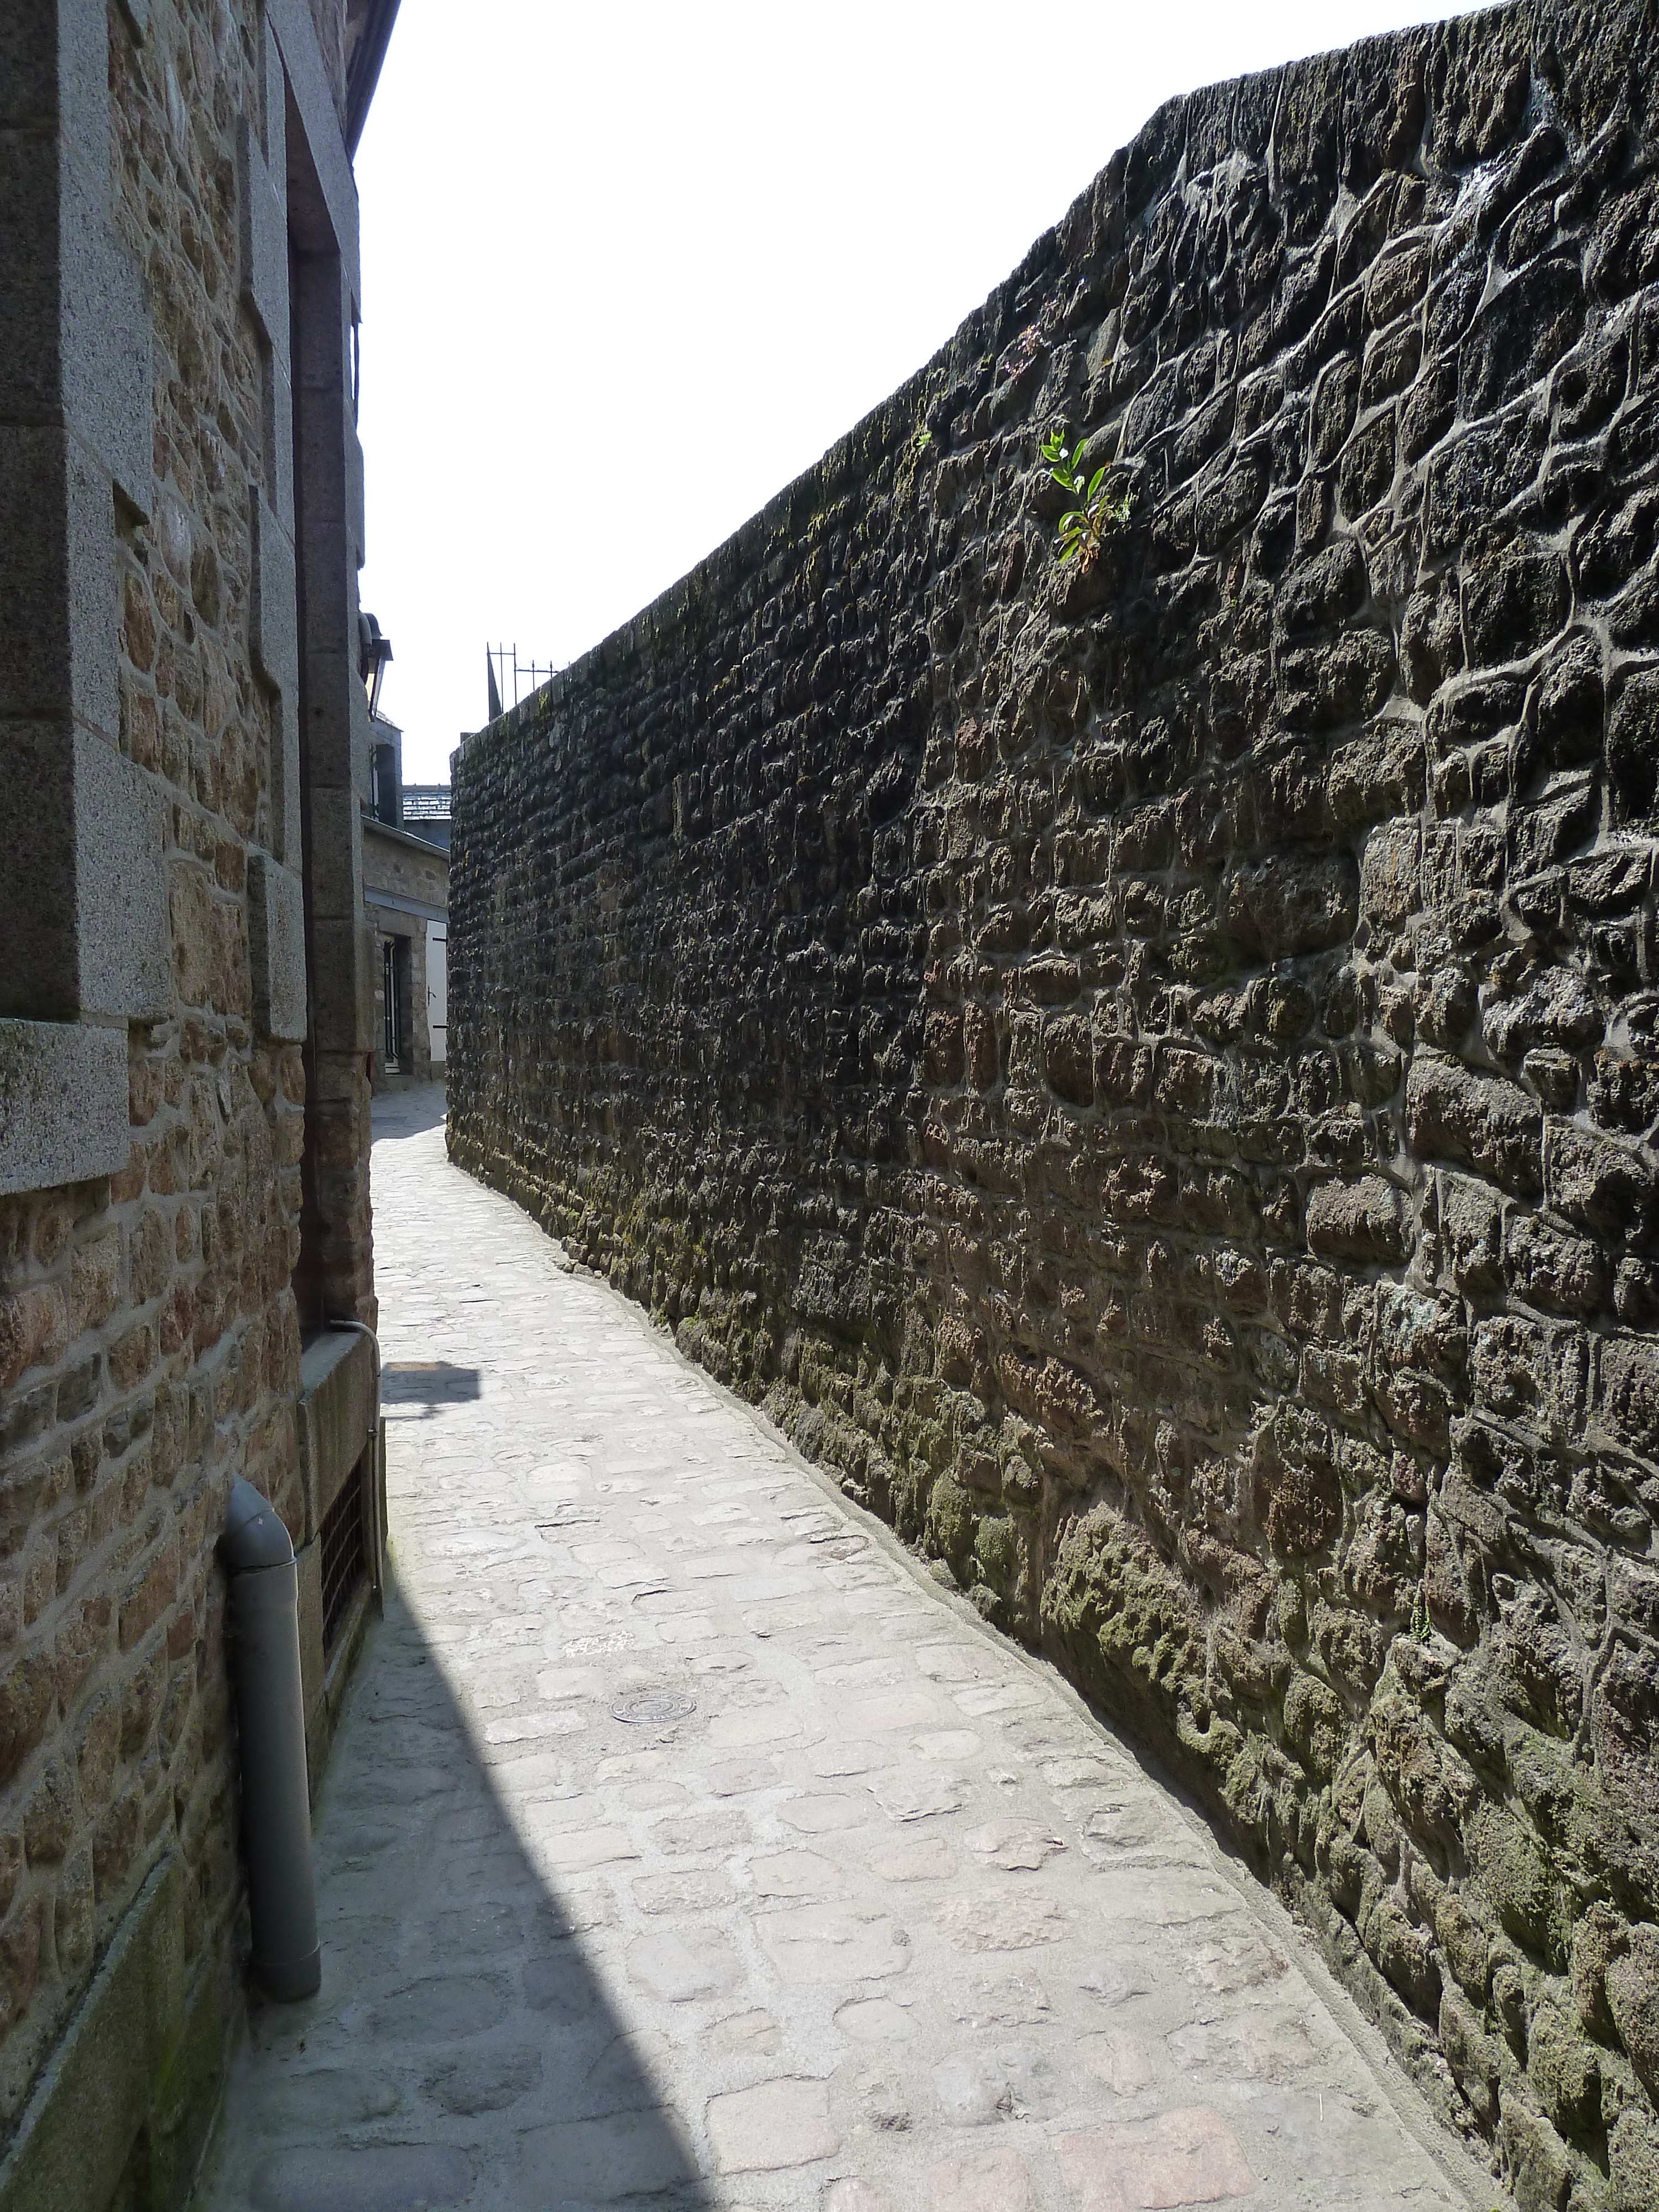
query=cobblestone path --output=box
[201,1088,1496,2212]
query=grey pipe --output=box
[221,1480,321,1999]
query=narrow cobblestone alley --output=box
[199,1090,1496,2212]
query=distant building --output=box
[361,717,449,1088]
[399,785,452,851]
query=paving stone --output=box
[580,2027,678,2118]
[781,1791,871,1832]
[523,1943,604,2022]
[843,2062,917,2134]
[195,1093,1494,2212]
[1164,2012,1322,2085]
[834,1995,917,2044]
[1055,2106,1255,2208]
[262,2068,401,2131]
[249,2146,473,2212]
[1074,2029,1157,2096]
[518,2110,701,2200]
[821,2182,895,2211]
[709,1706,801,1747]
[964,1818,1068,1870]
[750,1848,843,1897]
[707,2007,782,2054]
[424,2040,544,2114]
[932,2046,1046,2125]
[532,1823,640,1872]
[419,1900,524,1954]
[649,1809,750,1854]
[841,1691,943,1734]
[933,1892,1068,1952]
[706,1756,779,1795]
[627,1928,745,2002]
[952,1970,1053,2029]
[367,1971,514,2042]
[757,1904,912,1984]
[633,1869,738,1913]
[705,2075,838,2171]
[865,1834,957,1882]
[925,2146,1039,2211]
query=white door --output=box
[426,920,447,1064]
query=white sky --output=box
[354,1,1478,784]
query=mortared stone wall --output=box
[451,5,1659,2200]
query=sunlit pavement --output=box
[198,1084,1495,2212]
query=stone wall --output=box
[0,0,374,2192]
[450,4,1659,2204]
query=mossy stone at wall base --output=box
[0,1859,225,2212]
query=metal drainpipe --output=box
[328,1316,386,1602]
[221,1480,321,1999]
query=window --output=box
[382,937,401,1069]
[371,739,398,825]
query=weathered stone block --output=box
[73,735,170,1023]
[0,1021,128,1197]
[1221,851,1358,959]
[345,413,365,568]
[59,167,151,522]
[1608,667,1659,822]
[1611,2101,1659,2212]
[237,116,287,359]
[1607,1927,1659,2099]
[1360,820,1421,931]
[1406,1057,1542,1193]
[1596,1334,1659,1457]
[1306,1175,1404,1261]
[1548,1121,1654,1240]
[0,1857,221,2212]
[1,725,164,1023]
[248,854,307,1042]
[0,430,117,742]
[249,489,299,704]
[0,1650,55,1788]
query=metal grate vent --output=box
[320,1459,367,1655]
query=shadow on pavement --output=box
[380,1363,483,1410]
[371,1083,448,1141]
[208,1569,713,2212]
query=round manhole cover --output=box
[611,1688,697,1727]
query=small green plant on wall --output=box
[894,422,933,505]
[1039,426,1133,567]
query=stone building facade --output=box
[452,4,1659,2204]
[365,827,448,1091]
[362,718,449,1091]
[0,0,395,2200]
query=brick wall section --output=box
[452,4,1659,2202]
[0,0,353,2139]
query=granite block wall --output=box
[450,4,1659,2201]
[0,0,370,2179]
